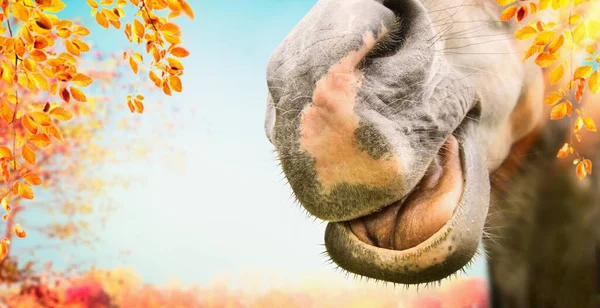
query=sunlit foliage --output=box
[496,0,600,179]
[0,0,193,260]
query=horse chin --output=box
[323,118,490,284]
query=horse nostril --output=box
[363,0,425,61]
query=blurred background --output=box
[1,0,489,307]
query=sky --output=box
[14,0,488,288]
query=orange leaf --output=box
[0,147,12,161]
[60,86,71,103]
[576,161,587,180]
[23,173,42,186]
[168,76,182,92]
[22,145,35,165]
[95,11,109,28]
[18,183,34,200]
[584,159,593,175]
[49,107,72,121]
[14,223,26,238]
[544,92,563,105]
[70,87,87,102]
[169,46,190,58]
[574,117,583,133]
[573,66,593,80]
[29,134,51,148]
[550,65,564,85]
[72,73,93,87]
[535,52,557,68]
[550,102,567,120]
[583,117,597,132]
[500,5,517,21]
[557,143,569,158]
[548,35,564,54]
[514,26,538,40]
[129,57,139,74]
[133,19,145,39]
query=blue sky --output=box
[15,0,487,287]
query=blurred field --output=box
[0,267,488,308]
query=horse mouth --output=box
[323,118,490,284]
[348,134,464,251]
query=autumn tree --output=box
[496,0,600,179]
[0,0,193,270]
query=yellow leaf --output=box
[167,57,183,71]
[14,223,26,238]
[22,145,35,165]
[535,52,557,68]
[168,76,182,92]
[500,5,517,21]
[573,65,593,80]
[133,19,145,39]
[12,2,30,22]
[18,183,33,200]
[584,159,593,175]
[589,71,600,94]
[572,23,586,44]
[65,40,80,56]
[557,143,569,158]
[129,57,139,74]
[548,35,564,54]
[583,117,597,132]
[1,198,9,212]
[550,102,567,120]
[21,116,38,134]
[550,65,564,85]
[49,107,73,121]
[182,2,194,19]
[29,134,51,148]
[0,146,12,160]
[514,26,538,40]
[72,73,93,87]
[70,87,87,102]
[544,92,563,105]
[30,112,53,126]
[23,173,42,186]
[534,31,556,46]
[45,0,66,13]
[574,117,583,133]
[496,0,516,5]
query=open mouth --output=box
[348,133,464,251]
[323,117,490,284]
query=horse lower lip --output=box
[349,134,464,250]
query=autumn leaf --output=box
[535,52,557,68]
[18,183,34,200]
[557,143,570,158]
[544,92,563,105]
[49,107,73,121]
[169,46,190,58]
[21,145,36,165]
[550,102,568,120]
[14,223,26,238]
[574,117,584,133]
[70,87,87,102]
[583,117,597,132]
[23,173,42,186]
[573,65,593,80]
[0,146,13,161]
[550,65,564,84]
[589,71,600,94]
[576,161,587,180]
